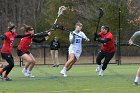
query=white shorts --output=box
[68,46,82,60]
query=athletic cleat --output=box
[28,73,35,78]
[52,65,56,67]
[22,68,27,73]
[56,65,59,68]
[3,77,12,81]
[96,65,102,72]
[24,72,30,77]
[99,69,104,76]
[60,70,65,75]
[60,70,67,77]
[133,82,139,86]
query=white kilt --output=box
[68,45,82,60]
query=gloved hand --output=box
[94,33,98,37]
[94,33,100,41]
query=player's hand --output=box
[47,32,51,36]
[128,39,133,45]
[85,38,90,42]
[45,36,49,40]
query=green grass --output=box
[0,65,140,93]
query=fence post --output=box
[19,57,23,67]
[44,47,46,65]
[92,45,95,64]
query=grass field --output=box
[0,64,140,93]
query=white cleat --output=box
[24,72,30,77]
[60,70,67,77]
[99,69,104,76]
[22,68,29,77]
[96,65,102,72]
[63,74,67,77]
[22,68,27,74]
[29,74,35,78]
[60,70,65,75]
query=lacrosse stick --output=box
[54,24,89,41]
[47,6,67,32]
[95,8,104,34]
[132,43,140,47]
[37,6,67,34]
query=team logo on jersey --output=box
[10,38,14,41]
[76,50,80,53]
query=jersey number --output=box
[76,39,80,43]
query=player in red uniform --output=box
[94,26,116,76]
[0,22,31,81]
[17,24,51,77]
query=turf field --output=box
[0,65,140,93]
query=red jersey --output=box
[17,32,32,52]
[1,31,18,54]
[99,32,116,53]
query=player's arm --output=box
[69,32,75,44]
[82,32,90,41]
[16,34,31,38]
[96,38,111,43]
[32,38,46,43]
[32,32,51,38]
[129,31,140,45]
[0,34,6,40]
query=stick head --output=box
[57,6,67,17]
[99,8,104,19]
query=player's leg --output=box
[96,51,105,72]
[99,52,114,76]
[60,53,75,77]
[55,50,59,67]
[27,53,36,77]
[51,50,56,67]
[67,56,77,71]
[20,53,34,77]
[0,53,14,81]
[133,67,140,85]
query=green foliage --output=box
[35,0,139,44]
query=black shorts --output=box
[17,49,30,56]
[1,53,13,60]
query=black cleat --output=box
[3,77,12,81]
[133,82,139,86]
[56,65,59,67]
[52,65,56,67]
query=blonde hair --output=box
[76,21,83,26]
[21,24,33,32]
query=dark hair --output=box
[8,22,16,31]
[101,26,109,31]
[21,24,34,32]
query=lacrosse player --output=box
[60,21,90,77]
[129,31,140,85]
[17,24,51,78]
[94,26,116,76]
[0,22,31,81]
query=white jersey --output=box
[68,30,88,60]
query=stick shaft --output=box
[133,43,140,47]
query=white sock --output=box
[97,65,102,68]
[62,67,67,73]
[134,76,140,82]
[27,69,31,74]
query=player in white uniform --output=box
[129,31,140,85]
[60,22,90,77]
